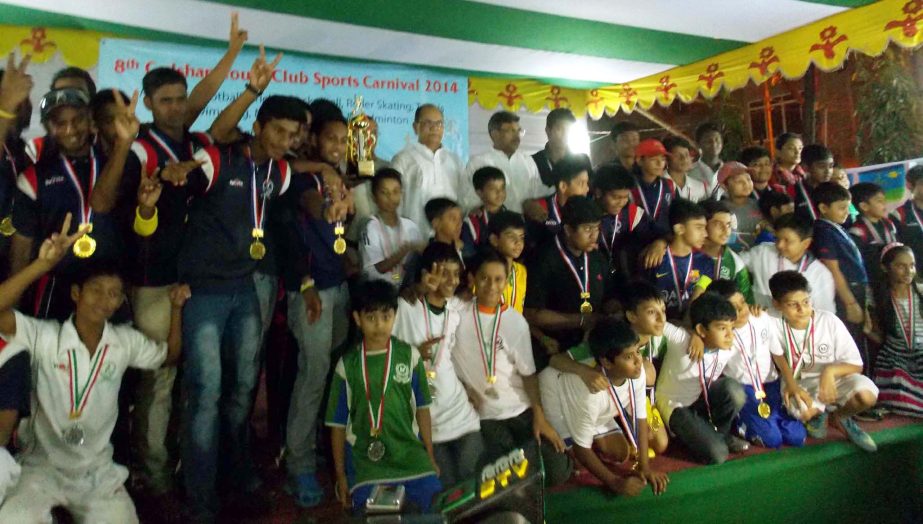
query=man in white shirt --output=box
[462,111,550,214]
[391,104,465,237]
[688,122,724,194]
[0,218,188,523]
[742,213,836,313]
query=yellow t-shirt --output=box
[503,261,527,313]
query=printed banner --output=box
[845,157,923,210]
[98,39,468,161]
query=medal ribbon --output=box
[777,253,811,274]
[549,195,563,224]
[910,202,923,236]
[67,344,110,419]
[250,156,274,235]
[734,322,764,397]
[421,298,447,371]
[506,264,518,308]
[601,213,621,257]
[891,287,915,350]
[666,246,693,302]
[602,368,638,451]
[819,219,866,275]
[698,352,722,421]
[860,216,895,245]
[360,338,393,437]
[636,179,664,220]
[147,128,193,163]
[473,304,503,381]
[60,150,98,227]
[784,316,815,379]
[797,181,818,220]
[554,236,590,300]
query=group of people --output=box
[0,14,920,523]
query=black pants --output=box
[479,408,573,487]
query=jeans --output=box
[668,377,746,465]
[252,272,279,345]
[285,283,350,476]
[479,409,573,487]
[181,288,262,521]
[432,430,485,488]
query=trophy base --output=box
[358,160,375,177]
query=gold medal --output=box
[580,301,593,314]
[758,401,771,419]
[392,272,401,281]
[426,370,436,380]
[73,234,96,258]
[249,239,266,260]
[0,216,14,236]
[333,236,347,255]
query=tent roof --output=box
[0,0,874,86]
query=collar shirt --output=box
[463,148,550,214]
[392,141,464,237]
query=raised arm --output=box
[208,44,281,144]
[0,53,32,146]
[91,90,140,213]
[0,214,87,336]
[184,12,248,127]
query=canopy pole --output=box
[763,82,775,157]
[634,107,694,144]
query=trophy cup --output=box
[347,96,377,177]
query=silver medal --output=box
[485,387,500,400]
[427,380,438,399]
[63,424,86,446]
[368,439,386,462]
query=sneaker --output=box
[286,472,324,508]
[805,412,828,439]
[836,416,878,452]
[854,406,887,422]
[725,435,750,454]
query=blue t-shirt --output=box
[812,218,868,285]
[631,175,675,237]
[648,248,713,320]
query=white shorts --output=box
[801,373,879,409]
[0,461,137,524]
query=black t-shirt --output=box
[0,348,30,418]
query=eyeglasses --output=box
[501,127,526,137]
[418,120,444,129]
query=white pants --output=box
[0,461,137,524]
[801,373,879,410]
[0,448,20,505]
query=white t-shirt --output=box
[360,215,422,287]
[462,149,550,213]
[392,141,465,238]
[724,313,781,389]
[451,301,535,421]
[10,311,166,474]
[540,356,647,449]
[742,242,837,314]
[668,171,713,203]
[688,159,721,195]
[768,309,863,382]
[392,297,480,443]
[654,323,736,425]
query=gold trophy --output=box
[347,96,377,177]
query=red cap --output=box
[635,138,669,158]
[717,161,751,186]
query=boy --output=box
[647,198,712,321]
[452,248,571,486]
[425,197,464,254]
[700,199,753,303]
[608,121,640,172]
[739,146,783,198]
[656,293,749,465]
[528,154,591,244]
[788,144,834,221]
[716,162,761,250]
[663,136,711,203]
[594,164,664,275]
[811,183,869,351]
[631,138,677,236]
[0,215,188,522]
[768,271,879,451]
[743,213,836,313]
[890,165,923,261]
[487,210,528,313]
[0,337,29,505]
[525,196,614,367]
[360,168,424,286]
[849,182,898,291]
[752,190,794,245]
[707,279,806,449]
[540,318,669,496]
[393,243,483,488]
[461,166,506,256]
[326,279,441,512]
[688,122,724,189]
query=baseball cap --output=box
[40,88,90,121]
[716,161,751,186]
[635,138,669,158]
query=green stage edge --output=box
[547,423,923,523]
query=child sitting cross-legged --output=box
[326,279,441,513]
[540,318,670,496]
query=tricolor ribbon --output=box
[666,246,693,303]
[147,128,193,163]
[421,298,447,371]
[68,344,110,420]
[473,304,503,383]
[60,150,98,228]
[636,178,665,220]
[360,338,393,437]
[698,351,722,422]
[734,321,765,398]
[249,154,274,236]
[784,315,815,379]
[602,367,638,451]
[554,236,590,302]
